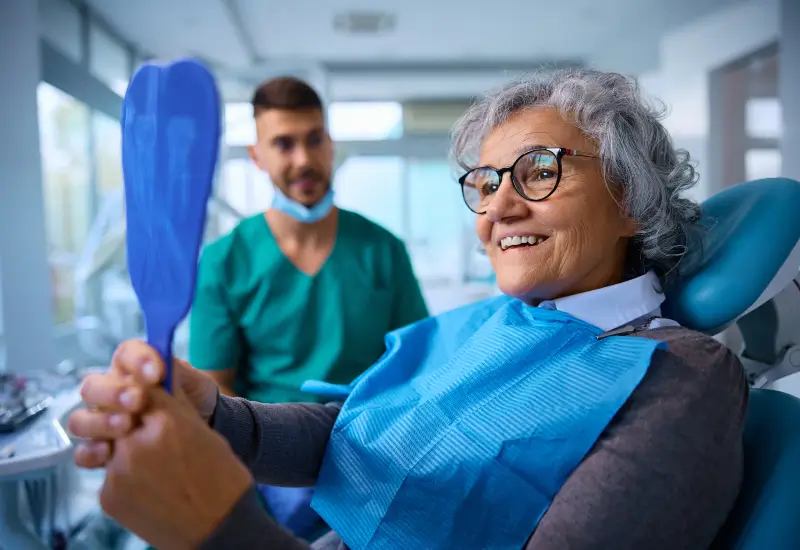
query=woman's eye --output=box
[537,169,556,180]
[481,182,499,195]
[522,168,556,182]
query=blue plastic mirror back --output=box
[121,58,221,392]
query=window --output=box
[335,157,404,236]
[225,102,404,144]
[92,111,123,196]
[80,113,125,330]
[332,156,485,284]
[89,22,130,96]
[224,103,257,146]
[38,0,83,64]
[213,159,270,235]
[407,159,466,282]
[406,159,497,313]
[746,98,782,139]
[328,102,403,141]
[745,149,782,180]
[37,83,92,324]
[219,158,272,215]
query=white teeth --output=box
[499,235,547,250]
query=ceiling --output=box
[84,0,747,101]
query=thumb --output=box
[171,357,193,388]
[146,384,193,416]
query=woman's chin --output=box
[496,278,542,303]
[495,269,566,304]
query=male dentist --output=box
[188,76,429,538]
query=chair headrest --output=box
[663,178,800,334]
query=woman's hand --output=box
[98,385,253,550]
[68,339,219,468]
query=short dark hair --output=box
[251,77,323,117]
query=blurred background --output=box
[0,0,797,547]
[0,0,800,376]
[1,0,793,373]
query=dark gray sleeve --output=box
[211,395,341,486]
[526,327,749,550]
[199,486,311,550]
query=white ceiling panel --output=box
[85,0,253,67]
[81,0,750,101]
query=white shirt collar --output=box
[538,271,667,332]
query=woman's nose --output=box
[485,173,525,223]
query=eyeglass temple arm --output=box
[562,148,599,159]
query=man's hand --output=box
[69,340,219,468]
[97,385,253,550]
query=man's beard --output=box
[282,170,331,207]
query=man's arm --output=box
[189,252,244,397]
[388,239,429,330]
[211,395,341,486]
[525,328,749,550]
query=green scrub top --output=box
[188,209,429,403]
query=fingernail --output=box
[119,390,135,409]
[142,361,158,381]
[89,441,110,460]
[109,414,126,428]
[75,442,89,459]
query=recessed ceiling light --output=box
[332,11,397,35]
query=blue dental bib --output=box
[309,296,666,550]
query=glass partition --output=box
[328,102,403,141]
[406,158,464,282]
[335,156,405,237]
[37,82,92,325]
[224,103,257,147]
[92,111,124,197]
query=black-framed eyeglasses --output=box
[458,147,599,214]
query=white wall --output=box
[328,70,526,102]
[780,0,800,181]
[638,0,780,200]
[775,0,800,397]
[0,2,58,372]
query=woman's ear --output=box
[622,215,639,237]
[614,190,639,237]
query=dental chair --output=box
[662,177,800,549]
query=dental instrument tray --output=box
[0,398,51,434]
[0,375,52,434]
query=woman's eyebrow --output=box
[510,143,552,158]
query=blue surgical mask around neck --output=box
[270,185,335,223]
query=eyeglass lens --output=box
[461,150,560,213]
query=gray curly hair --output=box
[451,68,702,282]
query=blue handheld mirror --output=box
[121,59,221,392]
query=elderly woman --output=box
[70,69,747,550]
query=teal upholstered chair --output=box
[662,178,800,549]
